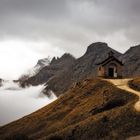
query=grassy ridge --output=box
[0,79,140,140]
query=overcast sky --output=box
[0,0,140,79]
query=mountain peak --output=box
[36,58,50,67]
[85,42,109,54]
[60,53,75,59]
[51,53,75,65]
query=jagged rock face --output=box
[35,58,50,68]
[122,45,140,77]
[20,53,76,88]
[18,58,50,82]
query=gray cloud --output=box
[0,0,140,57]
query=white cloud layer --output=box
[0,81,57,126]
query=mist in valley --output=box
[0,81,57,126]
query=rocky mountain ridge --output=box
[19,42,140,96]
[20,53,76,90]
[18,57,50,83]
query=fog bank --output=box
[0,81,57,126]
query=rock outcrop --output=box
[122,44,140,77]
[20,53,76,90]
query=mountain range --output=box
[18,42,140,96]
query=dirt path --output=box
[105,79,140,112]
[105,79,140,140]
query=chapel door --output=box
[108,68,114,77]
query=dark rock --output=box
[122,44,140,77]
[20,53,76,91]
[0,78,3,87]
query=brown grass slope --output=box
[0,79,140,140]
[129,77,140,91]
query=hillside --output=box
[0,78,140,140]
